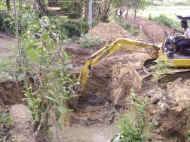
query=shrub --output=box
[0,9,39,35]
[22,16,76,132]
[0,12,15,34]
[61,19,88,38]
[112,90,149,142]
[150,14,180,29]
[79,34,103,48]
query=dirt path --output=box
[0,33,16,60]
[62,124,118,142]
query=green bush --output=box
[0,12,15,34]
[61,19,88,38]
[79,34,103,48]
[150,14,180,29]
[112,90,149,142]
[23,16,76,129]
[0,9,39,35]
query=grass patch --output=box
[0,112,12,125]
[115,17,140,36]
[112,90,150,142]
[79,34,103,48]
[149,14,180,29]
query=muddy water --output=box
[62,124,118,142]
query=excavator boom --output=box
[80,38,160,90]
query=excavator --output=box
[79,16,190,92]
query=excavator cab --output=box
[160,15,190,67]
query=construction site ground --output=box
[1,16,190,142]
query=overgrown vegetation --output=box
[79,34,103,48]
[149,14,180,29]
[112,90,149,142]
[0,12,15,34]
[21,15,76,136]
[153,59,169,80]
[0,109,13,142]
[115,16,140,36]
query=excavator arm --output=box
[80,38,160,90]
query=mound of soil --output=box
[85,50,151,104]
[145,78,190,142]
[126,16,173,43]
[0,80,24,105]
[89,22,128,42]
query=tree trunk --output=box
[33,0,48,16]
[134,9,137,21]
[82,0,88,19]
[6,0,11,11]
[126,8,129,19]
[99,0,111,22]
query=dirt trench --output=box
[0,17,189,142]
[65,19,190,142]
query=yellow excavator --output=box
[80,16,190,92]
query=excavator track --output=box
[142,59,190,89]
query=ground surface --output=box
[62,125,118,142]
[1,13,190,142]
[0,33,16,60]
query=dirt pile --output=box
[85,51,151,105]
[89,22,128,42]
[0,80,24,105]
[145,78,190,142]
[126,16,173,43]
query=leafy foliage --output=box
[115,16,139,36]
[0,12,15,34]
[0,112,12,125]
[22,15,76,134]
[113,90,148,142]
[48,17,88,39]
[79,34,103,48]
[112,0,151,9]
[149,14,180,29]
[153,59,169,80]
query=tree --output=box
[33,0,48,16]
[131,0,150,19]
[111,0,150,20]
[98,0,112,22]
[6,0,11,11]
